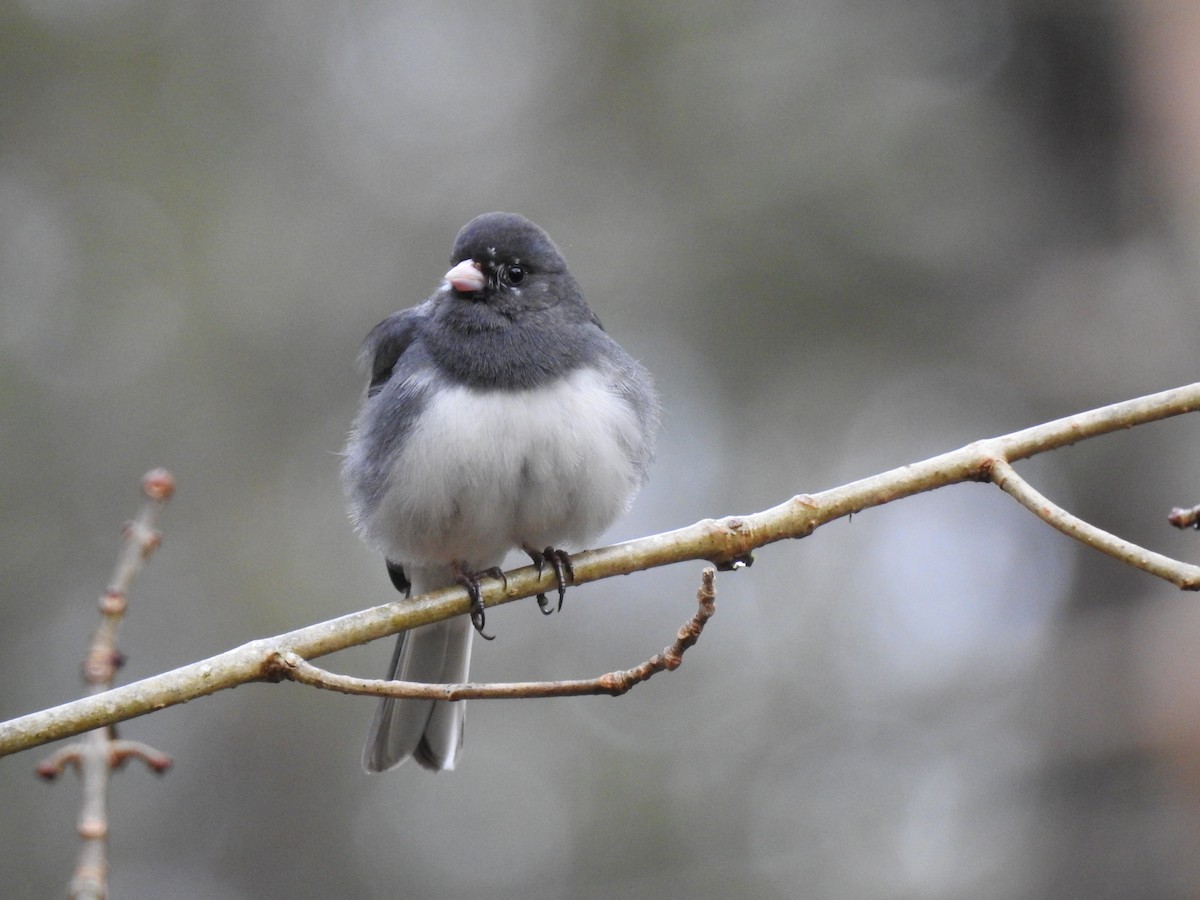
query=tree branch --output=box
[272,567,717,699]
[33,469,176,899]
[990,458,1200,588]
[3,382,1200,759]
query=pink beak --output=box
[444,259,486,294]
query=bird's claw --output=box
[453,564,506,640]
[525,545,574,614]
[385,560,412,597]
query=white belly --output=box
[363,367,644,567]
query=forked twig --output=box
[36,470,176,900]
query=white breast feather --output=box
[364,368,643,567]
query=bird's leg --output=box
[451,562,505,641]
[523,545,575,614]
[385,560,411,597]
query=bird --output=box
[341,212,659,772]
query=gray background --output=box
[4,2,1200,898]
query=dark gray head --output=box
[423,213,605,388]
[451,212,566,278]
[439,212,589,319]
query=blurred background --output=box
[4,1,1200,897]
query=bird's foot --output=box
[385,560,411,597]
[524,545,575,614]
[452,563,506,640]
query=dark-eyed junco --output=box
[342,212,659,772]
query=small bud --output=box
[99,590,126,616]
[141,468,176,501]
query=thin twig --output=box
[5,383,1200,758]
[989,458,1200,589]
[35,470,176,900]
[276,567,717,699]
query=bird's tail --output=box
[362,564,481,773]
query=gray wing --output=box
[361,309,422,398]
[342,308,431,538]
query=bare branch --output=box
[4,383,1200,759]
[989,458,1200,589]
[276,567,717,699]
[35,470,176,900]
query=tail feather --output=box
[362,565,481,773]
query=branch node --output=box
[81,649,124,685]
[596,672,626,695]
[261,651,297,683]
[98,590,126,617]
[77,819,107,841]
[1168,505,1200,530]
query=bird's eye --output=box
[504,264,525,285]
